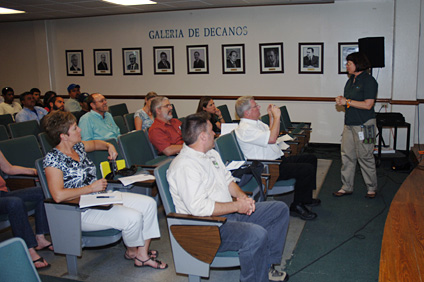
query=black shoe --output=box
[290,203,317,220]
[304,198,321,207]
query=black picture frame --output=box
[298,43,324,74]
[66,50,84,76]
[154,46,174,75]
[338,42,358,74]
[222,44,245,74]
[94,49,112,76]
[187,45,209,74]
[259,43,284,74]
[122,48,142,75]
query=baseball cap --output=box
[77,92,89,103]
[67,83,80,92]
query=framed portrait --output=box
[154,46,174,75]
[338,42,358,74]
[222,44,245,74]
[259,43,284,74]
[66,50,84,76]
[122,48,142,75]
[187,45,209,74]
[94,49,112,75]
[298,43,324,74]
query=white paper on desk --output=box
[226,161,246,171]
[220,123,239,136]
[79,192,123,208]
[118,174,155,186]
[277,134,294,142]
[277,140,290,150]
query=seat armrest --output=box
[246,158,282,164]
[167,212,227,223]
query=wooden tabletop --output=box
[379,159,424,281]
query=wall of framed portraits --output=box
[0,0,423,145]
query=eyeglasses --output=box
[161,104,172,108]
[251,104,260,109]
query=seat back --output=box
[113,115,128,134]
[35,158,52,198]
[217,105,233,123]
[0,135,43,168]
[0,124,9,141]
[37,132,54,155]
[109,103,129,117]
[280,106,293,128]
[214,131,245,163]
[261,114,270,125]
[87,138,122,179]
[118,130,165,167]
[143,130,160,158]
[8,120,41,138]
[123,113,135,131]
[0,114,14,127]
[171,104,178,119]
[154,160,175,215]
[0,238,41,282]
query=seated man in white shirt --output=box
[0,87,22,117]
[234,96,320,220]
[167,112,290,282]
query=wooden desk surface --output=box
[379,159,424,281]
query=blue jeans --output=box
[218,201,289,282]
[0,187,49,248]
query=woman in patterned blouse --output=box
[42,111,167,270]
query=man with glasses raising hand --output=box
[149,97,183,156]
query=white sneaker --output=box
[269,267,289,281]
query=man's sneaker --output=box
[269,267,289,281]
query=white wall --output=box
[1,0,422,146]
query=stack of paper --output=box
[79,192,123,208]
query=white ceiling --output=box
[0,0,334,23]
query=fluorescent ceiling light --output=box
[0,7,25,14]
[102,0,157,5]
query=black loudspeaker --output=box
[358,37,385,68]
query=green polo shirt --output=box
[343,71,378,125]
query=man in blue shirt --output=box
[15,92,47,123]
[78,93,120,141]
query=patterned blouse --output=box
[134,108,154,131]
[43,142,97,188]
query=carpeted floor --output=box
[284,156,409,282]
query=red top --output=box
[149,118,183,154]
[0,175,8,192]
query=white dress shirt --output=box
[235,118,283,160]
[167,144,234,216]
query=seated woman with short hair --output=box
[42,111,167,269]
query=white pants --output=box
[81,191,160,247]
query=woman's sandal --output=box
[124,250,159,260]
[134,257,168,270]
[332,190,353,197]
[33,257,51,270]
[35,243,53,251]
[365,192,376,199]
